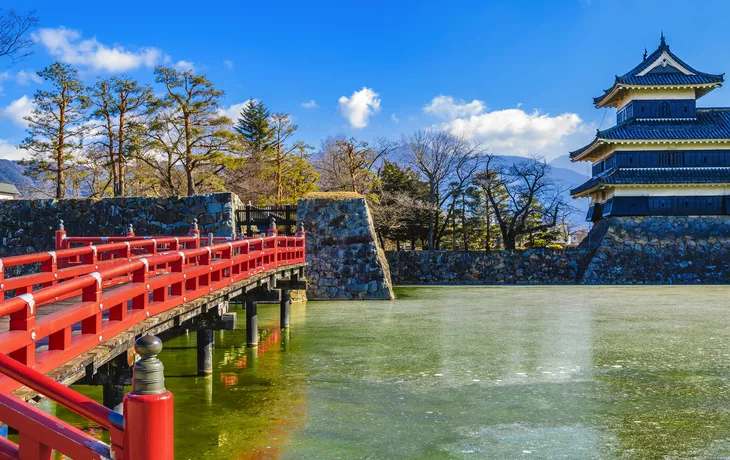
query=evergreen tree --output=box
[89,76,153,197]
[151,66,236,196]
[235,100,274,154]
[19,62,91,199]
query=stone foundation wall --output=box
[297,193,394,300]
[0,193,236,259]
[386,249,587,285]
[582,216,730,284]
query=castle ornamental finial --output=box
[643,48,648,60]
[660,31,666,47]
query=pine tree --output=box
[19,62,91,199]
[235,100,274,154]
[151,66,235,196]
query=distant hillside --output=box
[550,154,591,176]
[0,160,40,197]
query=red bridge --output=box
[0,220,306,459]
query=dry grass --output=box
[303,192,364,200]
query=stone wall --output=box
[386,216,730,286]
[296,193,394,300]
[582,216,730,284]
[387,249,588,285]
[0,193,236,258]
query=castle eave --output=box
[594,83,722,108]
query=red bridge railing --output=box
[0,222,306,459]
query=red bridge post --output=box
[124,335,174,460]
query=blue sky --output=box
[2,0,730,163]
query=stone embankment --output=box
[387,216,730,285]
[0,193,236,257]
[297,193,394,300]
[387,248,587,285]
[582,216,730,284]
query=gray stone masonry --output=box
[297,193,394,300]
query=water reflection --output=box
[39,286,730,458]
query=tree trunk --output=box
[57,100,66,200]
[184,112,195,196]
[427,183,435,250]
[485,195,491,251]
[118,111,126,197]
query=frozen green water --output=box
[49,286,730,459]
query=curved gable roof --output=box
[593,36,724,107]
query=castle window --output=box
[659,101,671,117]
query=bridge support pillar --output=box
[103,382,125,414]
[280,289,291,329]
[197,328,215,376]
[246,299,258,348]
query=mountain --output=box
[0,160,40,197]
[549,154,591,176]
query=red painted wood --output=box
[0,231,304,458]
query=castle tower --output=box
[570,35,729,222]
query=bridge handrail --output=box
[0,235,203,313]
[0,228,304,459]
[0,232,305,377]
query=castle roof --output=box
[570,166,730,196]
[570,108,730,160]
[593,35,724,108]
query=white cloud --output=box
[15,70,42,85]
[301,100,319,109]
[424,95,485,120]
[424,95,584,160]
[1,96,34,126]
[0,139,26,161]
[338,87,380,128]
[219,100,254,121]
[391,113,400,123]
[173,60,194,71]
[223,60,234,70]
[33,27,165,72]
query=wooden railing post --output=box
[81,273,103,337]
[124,335,174,460]
[9,292,35,366]
[132,259,150,310]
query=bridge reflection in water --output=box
[52,301,309,459]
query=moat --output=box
[46,286,730,459]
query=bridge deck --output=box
[11,263,304,402]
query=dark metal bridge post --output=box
[245,298,258,348]
[103,382,125,414]
[197,329,214,376]
[285,204,292,236]
[245,202,253,237]
[280,289,291,329]
[196,309,217,376]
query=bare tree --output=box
[0,9,38,64]
[477,155,565,250]
[402,130,483,249]
[315,136,393,194]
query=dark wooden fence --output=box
[235,204,297,236]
